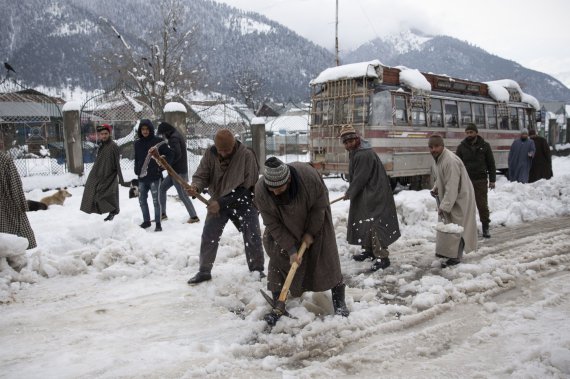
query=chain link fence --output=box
[0,78,66,176]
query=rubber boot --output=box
[482,224,491,238]
[352,250,374,262]
[331,283,350,317]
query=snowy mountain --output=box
[343,30,570,103]
[2,1,569,103]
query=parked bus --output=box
[309,60,540,188]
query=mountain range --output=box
[1,0,569,105]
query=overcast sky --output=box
[215,0,570,78]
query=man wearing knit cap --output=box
[340,125,400,271]
[186,128,264,284]
[254,157,349,321]
[508,128,535,183]
[456,123,496,238]
[80,123,125,221]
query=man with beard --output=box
[429,135,477,267]
[186,129,265,284]
[254,157,349,323]
[340,125,400,271]
[80,124,125,221]
[456,123,496,238]
[508,128,535,183]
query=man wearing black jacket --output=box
[134,119,173,232]
[156,122,199,224]
[456,123,496,238]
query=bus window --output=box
[518,108,526,129]
[459,102,473,126]
[411,106,426,126]
[498,104,509,130]
[473,103,485,128]
[429,98,443,127]
[525,109,533,129]
[485,104,497,129]
[444,100,459,128]
[353,96,369,124]
[509,107,520,130]
[394,94,408,125]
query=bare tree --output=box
[94,0,203,118]
[232,69,263,111]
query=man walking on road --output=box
[340,125,400,271]
[429,134,477,267]
[456,123,495,238]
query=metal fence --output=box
[0,78,66,176]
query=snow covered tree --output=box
[231,69,263,111]
[94,0,203,118]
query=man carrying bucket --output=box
[428,135,477,267]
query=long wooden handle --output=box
[149,150,209,205]
[277,242,308,303]
[330,196,345,205]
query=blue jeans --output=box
[159,173,197,218]
[139,179,161,223]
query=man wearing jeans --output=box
[156,122,199,224]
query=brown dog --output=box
[40,187,72,207]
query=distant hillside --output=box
[343,31,570,102]
[1,2,568,104]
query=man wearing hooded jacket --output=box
[134,119,173,232]
[456,123,496,238]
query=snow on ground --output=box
[1,157,570,378]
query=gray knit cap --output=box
[264,157,290,187]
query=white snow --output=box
[485,79,541,110]
[310,59,383,85]
[61,101,82,112]
[395,65,432,92]
[0,156,569,377]
[163,102,187,114]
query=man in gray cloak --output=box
[508,128,536,183]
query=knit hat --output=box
[97,124,112,133]
[521,128,529,135]
[339,125,358,143]
[464,123,478,133]
[264,157,290,187]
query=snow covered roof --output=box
[189,103,249,125]
[485,79,540,110]
[164,102,186,114]
[395,66,431,92]
[264,114,309,134]
[310,59,383,85]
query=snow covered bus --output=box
[309,60,540,188]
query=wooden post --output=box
[251,117,266,169]
[163,102,188,138]
[62,101,84,174]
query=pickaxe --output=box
[262,242,307,326]
[147,146,209,205]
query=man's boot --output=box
[331,283,350,317]
[263,291,282,326]
[352,250,374,262]
[482,224,491,238]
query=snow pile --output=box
[485,79,540,110]
[310,60,383,85]
[396,65,432,92]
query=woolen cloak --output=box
[80,139,124,214]
[432,148,478,254]
[254,163,343,297]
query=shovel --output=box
[148,148,209,205]
[329,195,345,205]
[262,242,308,325]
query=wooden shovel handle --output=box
[149,149,209,205]
[329,196,345,205]
[277,242,308,303]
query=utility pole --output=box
[335,0,339,66]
